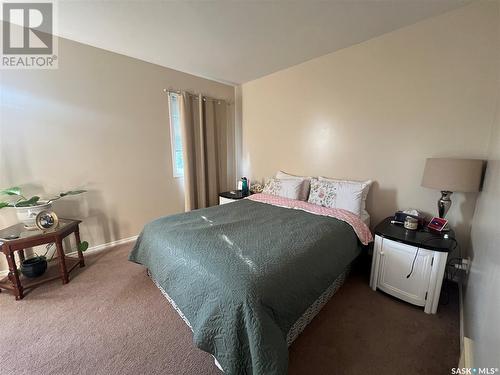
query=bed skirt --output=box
[148,265,351,371]
[285,265,350,345]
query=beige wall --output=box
[0,35,235,271]
[463,1,500,366]
[241,1,499,248]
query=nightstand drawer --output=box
[219,190,247,205]
[219,196,237,205]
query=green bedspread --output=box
[129,198,361,375]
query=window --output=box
[168,93,184,178]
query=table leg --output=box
[55,239,69,284]
[6,251,23,300]
[74,228,85,267]
[18,249,25,263]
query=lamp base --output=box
[438,191,453,218]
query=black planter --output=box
[21,257,48,278]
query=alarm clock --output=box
[35,210,59,231]
[427,217,448,232]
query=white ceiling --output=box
[56,0,470,85]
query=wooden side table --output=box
[0,219,85,300]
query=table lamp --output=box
[421,158,483,218]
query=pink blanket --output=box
[247,193,373,245]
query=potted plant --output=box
[0,187,86,230]
[19,241,89,278]
[21,255,48,278]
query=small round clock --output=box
[35,210,59,231]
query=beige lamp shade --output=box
[421,158,483,192]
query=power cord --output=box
[406,235,458,279]
[402,230,461,306]
[406,248,419,278]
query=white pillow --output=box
[308,178,364,216]
[275,171,310,201]
[263,178,303,200]
[319,177,372,215]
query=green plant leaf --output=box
[78,241,89,252]
[14,196,40,207]
[0,201,10,209]
[0,187,21,196]
[59,190,86,197]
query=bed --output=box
[129,193,372,375]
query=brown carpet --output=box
[0,244,459,375]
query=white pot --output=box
[16,203,53,230]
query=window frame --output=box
[168,93,184,178]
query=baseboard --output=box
[0,235,138,277]
[460,337,475,368]
[73,235,138,256]
[457,282,475,369]
[459,282,464,358]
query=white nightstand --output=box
[218,191,246,205]
[369,217,455,314]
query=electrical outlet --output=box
[454,257,471,274]
[464,257,471,274]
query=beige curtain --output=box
[180,93,234,211]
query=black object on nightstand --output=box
[219,190,247,200]
[218,190,249,205]
[374,217,456,252]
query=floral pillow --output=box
[319,176,371,216]
[275,171,311,201]
[263,178,282,196]
[262,178,303,200]
[307,178,337,208]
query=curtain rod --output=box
[162,88,233,105]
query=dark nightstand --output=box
[369,217,456,314]
[218,190,248,205]
[374,217,455,252]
